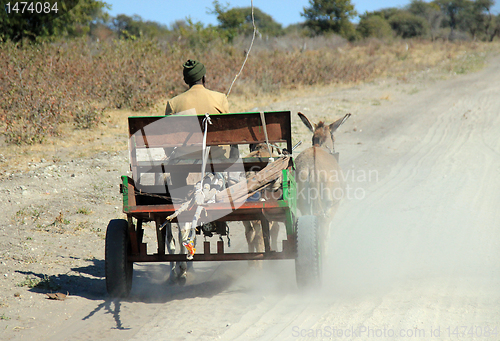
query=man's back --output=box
[165,84,229,115]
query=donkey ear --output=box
[298,112,315,133]
[329,113,351,133]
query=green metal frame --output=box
[281,169,297,235]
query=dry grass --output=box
[1,37,499,173]
[0,109,130,173]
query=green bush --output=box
[389,12,430,39]
[357,15,394,39]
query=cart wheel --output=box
[295,215,321,289]
[105,219,133,298]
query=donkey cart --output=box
[105,111,322,297]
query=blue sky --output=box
[104,0,500,27]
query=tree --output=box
[460,0,495,40]
[368,7,402,21]
[357,15,393,39]
[435,0,498,41]
[434,0,470,38]
[301,0,357,39]
[389,11,429,38]
[0,0,110,42]
[211,1,283,37]
[171,18,225,49]
[407,0,443,40]
[490,14,500,41]
[111,14,169,39]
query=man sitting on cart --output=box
[163,60,234,284]
[165,59,229,116]
[165,59,238,163]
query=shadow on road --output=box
[16,259,240,303]
[16,258,106,299]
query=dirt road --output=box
[1,54,500,340]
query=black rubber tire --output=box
[105,219,133,298]
[295,215,322,289]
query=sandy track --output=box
[2,55,500,340]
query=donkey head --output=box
[298,112,351,154]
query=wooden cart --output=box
[105,111,322,297]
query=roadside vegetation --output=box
[1,0,500,145]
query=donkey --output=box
[295,112,351,229]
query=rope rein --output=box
[226,0,257,97]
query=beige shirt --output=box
[164,84,232,159]
[165,84,229,115]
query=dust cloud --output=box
[320,148,500,300]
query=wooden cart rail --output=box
[128,111,293,151]
[134,157,277,173]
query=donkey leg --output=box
[270,222,280,251]
[254,221,264,252]
[176,222,191,285]
[165,223,177,284]
[253,221,264,269]
[321,201,340,251]
[243,220,258,267]
[244,220,264,268]
[243,220,255,253]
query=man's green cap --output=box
[183,59,206,84]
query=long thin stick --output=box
[226,0,256,97]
